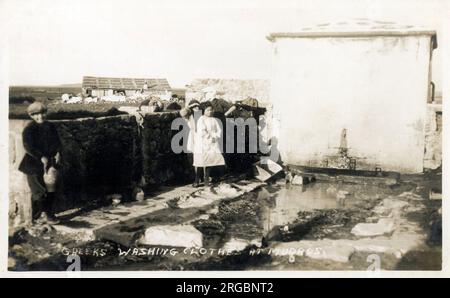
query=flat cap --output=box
[27,102,47,115]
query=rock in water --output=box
[135,189,145,201]
[291,175,309,185]
[351,218,396,237]
[139,225,203,247]
[223,238,251,252]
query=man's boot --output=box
[32,199,44,223]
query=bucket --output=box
[43,166,58,193]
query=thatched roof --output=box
[82,76,171,91]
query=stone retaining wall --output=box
[9,115,142,228]
[9,112,260,229]
[424,104,442,170]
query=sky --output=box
[2,0,448,89]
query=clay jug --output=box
[43,166,57,192]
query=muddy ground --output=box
[9,170,442,271]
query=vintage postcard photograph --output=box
[1,0,448,276]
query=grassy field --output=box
[10,86,186,102]
[9,85,185,119]
[10,86,81,103]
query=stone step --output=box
[53,180,265,246]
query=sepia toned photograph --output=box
[2,0,447,275]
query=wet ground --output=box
[9,171,442,271]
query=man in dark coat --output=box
[19,102,61,224]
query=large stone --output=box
[223,238,261,252]
[271,240,354,263]
[223,238,251,252]
[139,225,203,247]
[351,218,396,237]
[291,175,309,185]
[429,190,442,200]
[373,198,409,217]
[306,244,355,263]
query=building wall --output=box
[270,35,433,173]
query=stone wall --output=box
[141,112,194,190]
[54,115,141,209]
[9,115,142,228]
[9,113,191,228]
[10,110,260,229]
[424,104,442,170]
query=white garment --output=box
[186,115,196,153]
[61,94,70,102]
[66,96,82,104]
[193,115,225,167]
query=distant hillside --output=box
[57,83,82,88]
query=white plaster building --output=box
[267,20,437,173]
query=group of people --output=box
[178,92,265,188]
[180,100,225,188]
[138,94,186,112]
[19,88,264,224]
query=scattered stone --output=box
[214,183,242,198]
[373,198,409,217]
[176,195,214,209]
[284,171,293,184]
[337,190,350,198]
[351,218,395,237]
[53,225,95,242]
[223,238,252,252]
[336,190,351,204]
[326,186,337,194]
[306,244,355,263]
[107,194,123,206]
[192,219,225,235]
[365,216,379,223]
[398,192,423,200]
[206,206,219,215]
[271,240,354,263]
[135,189,145,201]
[291,175,309,185]
[429,190,442,200]
[197,214,210,220]
[139,225,203,247]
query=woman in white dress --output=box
[193,103,225,187]
[180,106,200,187]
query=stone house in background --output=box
[82,76,172,98]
